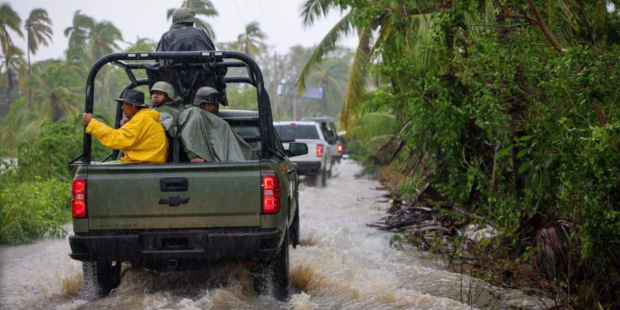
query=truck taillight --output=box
[316,144,324,158]
[72,179,87,218]
[337,142,343,154]
[261,174,280,214]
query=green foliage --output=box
[17,121,107,182]
[346,111,399,161]
[338,0,620,307]
[224,86,258,111]
[0,121,108,245]
[0,178,71,245]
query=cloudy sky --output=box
[7,0,358,61]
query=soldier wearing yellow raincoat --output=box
[82,89,168,164]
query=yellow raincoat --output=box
[86,109,168,163]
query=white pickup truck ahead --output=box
[274,121,332,187]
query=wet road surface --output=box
[0,160,545,309]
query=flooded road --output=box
[0,161,543,309]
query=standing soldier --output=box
[155,7,227,107]
[157,7,215,52]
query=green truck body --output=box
[68,51,304,300]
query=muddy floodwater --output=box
[0,161,546,310]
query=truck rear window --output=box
[275,125,319,141]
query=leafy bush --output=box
[17,121,107,182]
[346,111,399,161]
[338,0,620,307]
[0,121,109,245]
[0,179,71,245]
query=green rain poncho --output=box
[178,106,258,161]
[153,96,185,136]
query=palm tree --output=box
[298,1,443,129]
[64,12,123,73]
[32,63,81,121]
[0,46,25,98]
[0,98,35,150]
[307,58,348,116]
[64,10,94,64]
[126,37,156,52]
[167,0,218,39]
[0,3,23,110]
[24,8,53,108]
[0,4,22,55]
[297,0,368,130]
[234,21,267,58]
[88,21,123,61]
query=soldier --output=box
[178,87,257,163]
[150,81,183,136]
[155,7,227,107]
[156,7,215,52]
[83,89,168,164]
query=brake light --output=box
[72,179,87,218]
[337,142,343,154]
[262,174,281,214]
[316,144,324,158]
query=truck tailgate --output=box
[86,162,261,230]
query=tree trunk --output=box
[494,0,525,200]
[6,59,13,106]
[28,46,33,108]
[52,95,63,122]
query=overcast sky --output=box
[7,0,358,62]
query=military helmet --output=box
[172,7,196,24]
[192,87,224,106]
[151,81,175,100]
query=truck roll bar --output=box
[78,51,277,165]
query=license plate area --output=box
[141,232,206,251]
[162,237,189,250]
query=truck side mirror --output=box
[286,143,308,157]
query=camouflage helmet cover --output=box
[172,7,196,24]
[151,81,175,100]
[192,86,223,106]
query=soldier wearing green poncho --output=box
[179,87,258,163]
[149,81,184,137]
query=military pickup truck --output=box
[68,51,307,300]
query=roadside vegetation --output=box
[0,1,352,245]
[300,0,620,308]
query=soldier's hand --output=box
[83,113,93,125]
[190,157,205,163]
[120,118,129,126]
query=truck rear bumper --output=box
[293,161,321,175]
[69,229,282,269]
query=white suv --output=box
[274,121,332,187]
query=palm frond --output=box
[0,4,23,37]
[194,17,216,40]
[409,14,435,74]
[25,8,53,55]
[299,0,334,27]
[296,11,355,94]
[340,27,371,130]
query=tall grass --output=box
[0,178,71,245]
